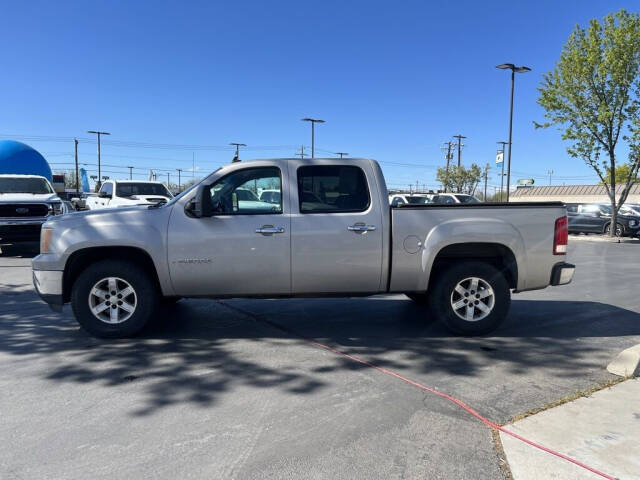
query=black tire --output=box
[428,261,510,335]
[405,292,428,304]
[71,260,159,338]
[604,223,623,237]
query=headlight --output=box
[49,202,63,215]
[630,219,638,226]
[40,227,54,254]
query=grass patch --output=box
[506,376,631,425]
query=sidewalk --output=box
[569,234,640,244]
[500,378,640,479]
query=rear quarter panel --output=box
[390,204,566,292]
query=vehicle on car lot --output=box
[85,180,173,210]
[259,189,281,204]
[0,174,65,245]
[389,193,431,206]
[566,203,640,237]
[33,157,574,338]
[430,193,480,204]
[621,204,640,217]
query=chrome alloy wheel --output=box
[450,277,495,322]
[88,277,137,324]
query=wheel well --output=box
[429,243,518,289]
[63,246,160,302]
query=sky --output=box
[1,0,638,192]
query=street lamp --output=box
[496,63,531,202]
[301,118,325,158]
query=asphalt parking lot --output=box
[1,241,639,480]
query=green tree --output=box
[437,163,483,194]
[601,163,639,185]
[536,9,640,236]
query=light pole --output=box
[230,143,246,163]
[127,166,134,180]
[301,118,325,159]
[496,63,531,202]
[497,141,508,201]
[335,152,348,159]
[548,169,554,185]
[177,168,182,191]
[87,130,110,189]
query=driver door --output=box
[168,164,291,296]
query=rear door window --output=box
[297,166,370,213]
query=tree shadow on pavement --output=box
[1,285,638,418]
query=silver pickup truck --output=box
[32,158,574,338]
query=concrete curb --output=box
[568,234,640,244]
[607,344,640,377]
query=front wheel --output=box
[428,261,510,335]
[71,260,159,338]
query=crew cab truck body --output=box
[85,180,172,210]
[32,158,574,338]
[0,174,65,245]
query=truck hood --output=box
[45,204,165,227]
[0,193,60,203]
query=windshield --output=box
[598,204,612,214]
[0,177,53,194]
[116,183,172,197]
[455,195,480,203]
[406,196,430,204]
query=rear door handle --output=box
[348,223,376,232]
[256,225,285,235]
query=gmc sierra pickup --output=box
[32,158,574,338]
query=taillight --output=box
[554,216,568,255]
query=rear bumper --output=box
[33,269,64,311]
[550,262,575,286]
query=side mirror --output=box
[185,184,213,218]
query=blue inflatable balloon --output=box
[0,140,52,181]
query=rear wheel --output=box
[428,261,510,335]
[71,260,159,338]
[604,223,623,237]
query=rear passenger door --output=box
[289,161,384,294]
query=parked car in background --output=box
[259,189,281,205]
[566,203,640,237]
[389,193,431,206]
[430,193,480,204]
[0,174,65,245]
[85,180,173,210]
[33,157,573,339]
[621,204,640,217]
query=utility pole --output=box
[74,138,79,195]
[440,141,455,192]
[301,118,325,159]
[547,169,554,185]
[335,152,348,159]
[497,141,508,202]
[127,166,134,180]
[167,172,170,188]
[177,168,182,191]
[87,130,110,190]
[483,163,489,201]
[296,145,307,158]
[453,134,466,167]
[230,143,246,163]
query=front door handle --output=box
[348,223,376,232]
[256,225,285,235]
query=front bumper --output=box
[0,218,46,242]
[33,269,64,311]
[550,262,575,286]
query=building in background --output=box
[511,184,640,204]
[0,140,52,181]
